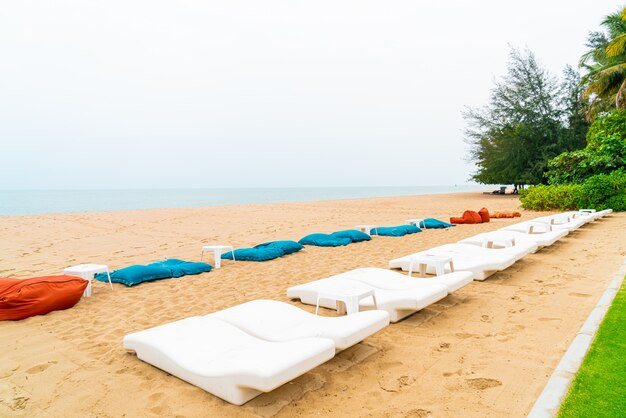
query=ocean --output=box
[0,186,490,216]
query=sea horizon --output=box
[0,185,492,216]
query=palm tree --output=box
[580,7,626,119]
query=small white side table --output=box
[201,245,235,268]
[64,264,112,297]
[315,285,376,315]
[526,221,553,234]
[481,234,515,249]
[404,219,426,229]
[408,254,454,277]
[355,225,377,236]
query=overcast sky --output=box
[0,0,622,189]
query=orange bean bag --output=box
[490,211,522,219]
[450,210,483,224]
[478,207,490,223]
[0,275,88,321]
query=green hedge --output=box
[520,169,626,211]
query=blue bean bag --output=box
[95,264,175,287]
[95,259,213,286]
[298,233,352,247]
[330,229,371,243]
[371,224,421,237]
[254,240,304,255]
[221,247,285,261]
[423,218,455,229]
[151,258,213,277]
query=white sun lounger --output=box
[501,220,566,235]
[124,316,335,405]
[287,268,468,322]
[209,299,389,351]
[389,243,517,281]
[332,267,473,293]
[458,231,550,252]
[533,214,587,231]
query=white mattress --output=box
[287,271,450,323]
[458,231,551,251]
[124,316,335,405]
[389,243,517,281]
[209,299,389,351]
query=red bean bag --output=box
[490,211,522,219]
[478,207,490,223]
[450,210,483,224]
[0,275,88,321]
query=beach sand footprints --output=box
[0,381,29,412]
[247,372,326,417]
[465,377,503,390]
[24,361,57,375]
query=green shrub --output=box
[546,110,626,184]
[577,169,626,210]
[519,184,582,210]
[520,169,626,211]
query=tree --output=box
[580,7,626,119]
[464,48,586,187]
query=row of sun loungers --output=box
[123,209,611,405]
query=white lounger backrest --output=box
[209,299,390,351]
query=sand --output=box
[0,192,624,418]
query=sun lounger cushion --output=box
[371,224,420,236]
[422,218,455,229]
[298,233,352,247]
[0,275,88,320]
[124,316,335,405]
[330,229,372,243]
[222,247,285,261]
[151,259,213,277]
[254,240,304,255]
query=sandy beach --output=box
[0,192,624,418]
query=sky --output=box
[0,0,623,189]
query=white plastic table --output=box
[315,284,377,315]
[355,225,377,236]
[404,219,426,229]
[63,264,112,297]
[201,245,235,268]
[480,233,515,248]
[407,254,454,277]
[526,221,553,234]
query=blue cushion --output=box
[371,224,421,237]
[254,240,304,255]
[152,258,213,277]
[298,233,352,247]
[330,229,372,243]
[221,247,285,261]
[423,218,455,229]
[95,264,173,287]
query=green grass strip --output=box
[558,277,626,418]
